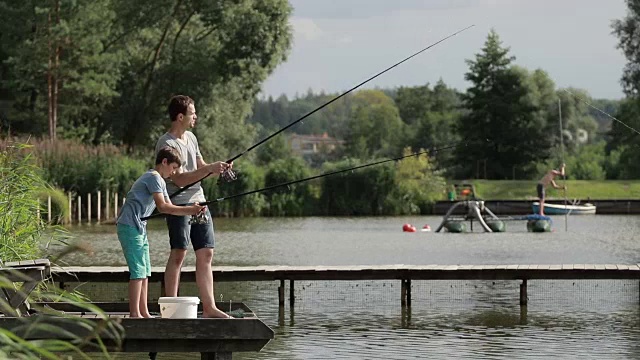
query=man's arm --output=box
[550,180,566,190]
[168,164,216,188]
[169,159,230,187]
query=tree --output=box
[0,0,124,141]
[456,30,553,179]
[344,90,405,159]
[612,0,640,97]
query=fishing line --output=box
[141,141,466,221]
[169,24,476,199]
[562,89,640,136]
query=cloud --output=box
[291,17,324,41]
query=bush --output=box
[262,157,314,216]
[29,138,147,195]
[203,162,266,217]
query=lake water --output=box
[59,215,640,359]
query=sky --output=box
[260,0,629,100]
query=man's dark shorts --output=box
[536,183,545,200]
[166,207,215,251]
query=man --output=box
[155,95,231,318]
[537,163,566,216]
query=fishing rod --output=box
[558,99,568,231]
[167,24,476,200]
[141,141,465,221]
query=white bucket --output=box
[158,297,200,319]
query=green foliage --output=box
[256,135,294,166]
[344,90,406,159]
[0,143,46,261]
[204,162,266,217]
[456,30,554,179]
[388,148,447,214]
[36,186,70,225]
[319,159,396,215]
[33,139,147,195]
[612,1,640,96]
[0,0,124,140]
[262,158,313,216]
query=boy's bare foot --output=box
[142,313,153,318]
[203,308,232,318]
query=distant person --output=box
[116,146,205,318]
[537,163,566,216]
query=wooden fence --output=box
[39,189,125,224]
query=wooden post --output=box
[114,193,118,218]
[97,191,101,223]
[47,196,52,223]
[106,189,110,220]
[77,196,81,224]
[401,279,407,307]
[289,280,295,308]
[406,279,412,307]
[278,279,285,308]
[68,192,72,224]
[87,193,91,223]
[519,279,528,306]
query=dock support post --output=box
[289,280,295,308]
[400,279,412,307]
[519,279,528,306]
[278,279,285,308]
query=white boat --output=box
[532,202,596,215]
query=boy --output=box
[116,146,205,318]
[537,163,566,215]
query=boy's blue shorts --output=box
[116,224,151,280]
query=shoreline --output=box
[434,199,640,215]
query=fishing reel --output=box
[217,168,237,184]
[189,209,210,225]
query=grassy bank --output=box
[449,180,640,200]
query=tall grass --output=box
[18,138,147,196]
[0,141,123,359]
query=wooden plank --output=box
[0,315,274,353]
[617,264,629,270]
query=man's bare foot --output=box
[129,314,143,318]
[203,308,231,318]
[142,313,153,318]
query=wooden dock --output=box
[52,264,640,308]
[0,301,274,359]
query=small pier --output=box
[52,264,640,309]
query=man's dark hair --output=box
[167,95,194,121]
[155,146,182,166]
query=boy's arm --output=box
[152,193,204,216]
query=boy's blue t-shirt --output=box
[117,170,169,233]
